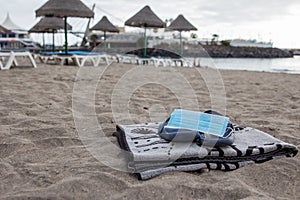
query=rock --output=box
[202,45,293,58]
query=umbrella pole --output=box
[104,31,106,52]
[143,26,147,57]
[42,33,45,52]
[64,17,68,55]
[180,31,183,57]
[52,30,55,52]
[64,17,69,65]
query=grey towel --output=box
[113,123,298,180]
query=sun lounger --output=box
[71,54,109,67]
[0,51,37,70]
[115,54,165,66]
[114,114,298,180]
[115,54,195,67]
[37,51,109,67]
[116,54,139,64]
[36,53,56,64]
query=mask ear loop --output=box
[224,122,234,138]
[157,117,170,134]
[204,110,223,116]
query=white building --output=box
[0,13,28,38]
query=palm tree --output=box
[90,34,98,47]
[211,34,219,45]
[165,18,174,26]
[191,33,198,39]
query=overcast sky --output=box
[1,0,300,48]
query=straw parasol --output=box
[29,17,72,33]
[125,5,165,57]
[29,17,72,52]
[167,14,197,57]
[91,16,119,52]
[35,0,94,55]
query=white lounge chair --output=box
[115,54,139,64]
[113,54,196,68]
[0,51,37,70]
[37,52,110,67]
[58,54,109,67]
[36,53,57,64]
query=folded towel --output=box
[113,123,298,180]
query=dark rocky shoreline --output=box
[97,44,293,59]
[201,45,293,58]
[152,43,293,58]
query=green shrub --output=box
[221,40,231,46]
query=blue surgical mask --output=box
[167,109,229,138]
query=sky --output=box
[1,0,300,48]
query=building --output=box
[91,32,142,53]
[0,13,28,38]
[0,13,40,52]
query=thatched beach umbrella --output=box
[91,16,119,52]
[29,17,72,52]
[35,0,94,55]
[167,14,197,57]
[125,5,165,57]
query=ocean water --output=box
[195,56,300,74]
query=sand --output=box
[0,62,299,199]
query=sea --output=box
[193,56,300,74]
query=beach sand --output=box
[0,62,299,199]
